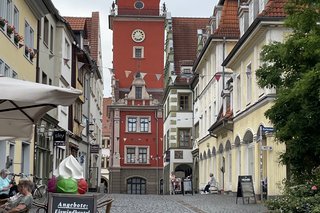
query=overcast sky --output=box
[52,0,217,97]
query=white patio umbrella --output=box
[0,76,82,140]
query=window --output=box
[50,25,53,52]
[6,0,12,24]
[12,70,17,78]
[24,21,34,60]
[127,177,146,194]
[138,148,147,163]
[64,39,71,66]
[126,146,149,164]
[13,6,19,33]
[133,46,144,58]
[140,118,149,132]
[179,94,191,111]
[4,64,10,77]
[166,129,169,149]
[178,128,191,148]
[127,147,135,163]
[127,116,151,133]
[194,122,199,139]
[135,86,142,99]
[0,59,4,75]
[41,72,47,84]
[74,101,82,123]
[246,63,252,104]
[236,75,241,111]
[239,7,249,37]
[128,117,137,132]
[259,0,267,13]
[101,157,105,168]
[43,17,49,46]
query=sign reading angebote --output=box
[49,193,97,213]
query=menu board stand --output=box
[236,175,256,204]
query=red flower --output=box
[311,185,317,191]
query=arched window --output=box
[127,177,146,194]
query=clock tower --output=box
[108,0,165,194]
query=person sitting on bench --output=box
[0,179,33,213]
[203,173,217,194]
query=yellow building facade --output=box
[0,0,48,175]
[196,0,289,198]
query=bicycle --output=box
[31,175,47,203]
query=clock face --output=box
[132,29,145,42]
[134,1,144,9]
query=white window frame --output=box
[43,16,49,46]
[246,63,252,104]
[6,0,13,25]
[140,117,149,132]
[13,5,19,33]
[236,74,241,111]
[125,146,150,164]
[0,59,4,76]
[126,116,151,133]
[133,46,144,58]
[24,20,34,59]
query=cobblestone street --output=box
[105,194,268,213]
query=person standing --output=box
[0,169,12,199]
[170,171,176,195]
[203,173,217,194]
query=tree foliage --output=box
[256,0,320,182]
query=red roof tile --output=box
[172,17,209,74]
[64,12,100,62]
[259,0,287,17]
[64,17,88,31]
[213,0,240,38]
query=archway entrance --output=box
[175,164,192,178]
[127,177,146,194]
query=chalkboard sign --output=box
[183,179,193,195]
[236,175,256,204]
[48,193,97,213]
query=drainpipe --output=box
[33,19,41,177]
[155,109,159,194]
[222,37,226,91]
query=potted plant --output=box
[7,24,15,36]
[0,17,5,30]
[14,33,23,45]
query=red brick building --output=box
[108,0,164,194]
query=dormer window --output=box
[215,6,222,29]
[135,86,142,99]
[239,5,249,37]
[259,0,267,13]
[249,0,259,25]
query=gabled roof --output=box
[213,0,240,38]
[193,0,239,73]
[259,0,287,18]
[172,17,209,73]
[64,12,100,64]
[64,17,88,31]
[222,0,287,66]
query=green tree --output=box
[256,0,320,182]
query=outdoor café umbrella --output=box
[0,76,82,140]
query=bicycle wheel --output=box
[33,185,47,203]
